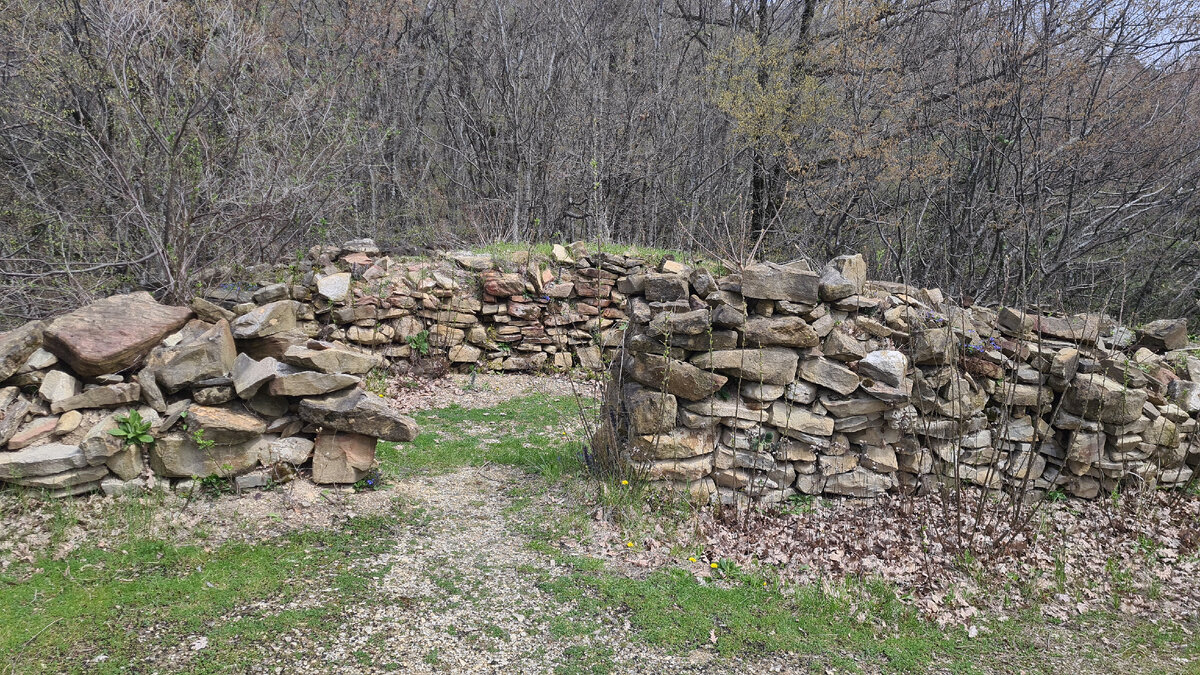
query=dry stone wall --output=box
[0,291,419,497]
[191,240,640,375]
[593,256,1200,505]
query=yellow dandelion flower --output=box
[626,542,634,548]
[710,562,719,569]
[621,480,628,485]
[688,557,697,563]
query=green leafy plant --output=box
[108,410,154,448]
[406,329,431,355]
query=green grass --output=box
[376,393,591,480]
[0,512,404,674]
[539,565,965,672]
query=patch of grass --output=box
[541,565,982,672]
[0,511,402,673]
[376,393,591,480]
[554,644,615,675]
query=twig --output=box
[21,617,62,648]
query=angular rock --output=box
[741,316,819,348]
[263,436,315,465]
[639,454,714,482]
[193,386,235,406]
[0,321,44,382]
[9,464,109,490]
[38,370,80,404]
[43,293,192,377]
[253,283,290,304]
[577,346,604,371]
[823,467,893,497]
[631,427,715,460]
[911,328,953,365]
[150,432,269,478]
[50,383,141,414]
[232,354,278,399]
[689,348,799,386]
[1167,380,1200,413]
[625,385,678,435]
[298,388,419,442]
[311,432,377,484]
[1137,319,1188,352]
[317,272,352,302]
[648,309,710,337]
[818,254,866,302]
[282,343,383,375]
[157,320,237,392]
[7,416,60,450]
[1062,373,1148,424]
[448,344,482,363]
[185,405,266,445]
[626,353,728,401]
[107,446,144,481]
[482,272,525,297]
[740,262,819,303]
[232,301,298,339]
[268,371,359,397]
[769,401,835,437]
[0,443,87,479]
[191,296,236,323]
[798,357,861,396]
[642,274,689,303]
[858,350,909,388]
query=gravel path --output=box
[258,466,795,674]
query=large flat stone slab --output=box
[298,389,418,442]
[0,443,87,479]
[43,293,192,377]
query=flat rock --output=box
[0,321,44,382]
[298,389,419,442]
[312,432,376,484]
[150,432,271,477]
[186,405,267,445]
[7,416,60,450]
[741,316,818,348]
[50,383,141,414]
[232,301,298,339]
[769,401,835,437]
[690,349,799,386]
[9,464,109,490]
[263,436,315,465]
[0,443,87,479]
[268,371,359,397]
[43,293,192,377]
[282,343,383,375]
[823,467,894,497]
[626,353,728,400]
[740,262,818,303]
[1062,373,1148,424]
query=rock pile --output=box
[0,292,418,497]
[594,256,1200,505]
[193,240,638,375]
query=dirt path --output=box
[285,466,748,674]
